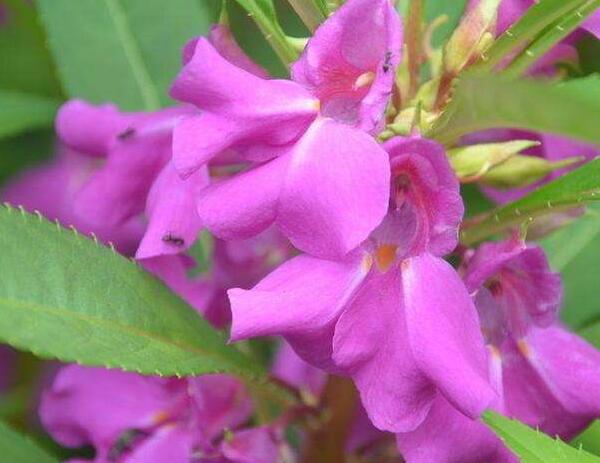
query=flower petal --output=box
[333,269,436,433]
[279,118,390,259]
[403,253,495,419]
[197,155,290,241]
[229,250,368,370]
[136,162,208,259]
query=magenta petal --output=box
[221,427,280,463]
[333,269,436,433]
[292,0,402,132]
[396,396,516,463]
[583,11,600,38]
[189,375,252,442]
[170,38,317,174]
[136,162,208,259]
[208,25,269,78]
[403,254,495,419]
[271,341,327,397]
[56,100,129,157]
[279,119,390,259]
[197,156,290,241]
[126,426,193,463]
[526,325,600,417]
[39,365,171,449]
[229,251,368,370]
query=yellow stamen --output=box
[152,410,170,425]
[375,245,398,272]
[353,71,376,90]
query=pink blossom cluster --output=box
[3,0,600,462]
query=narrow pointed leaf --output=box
[475,0,590,71]
[0,204,269,383]
[460,158,600,245]
[0,91,60,139]
[0,420,58,463]
[483,411,600,462]
[36,0,219,110]
[429,73,600,146]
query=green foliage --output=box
[429,73,600,146]
[0,420,58,463]
[484,411,600,462]
[0,0,61,98]
[397,0,467,47]
[36,0,218,111]
[476,0,592,72]
[0,204,261,380]
[0,91,60,139]
[543,203,600,329]
[0,130,54,187]
[460,158,600,245]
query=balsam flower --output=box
[171,0,401,259]
[40,365,285,463]
[229,137,494,433]
[397,238,600,462]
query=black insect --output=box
[117,127,136,140]
[382,51,393,73]
[162,233,185,247]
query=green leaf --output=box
[285,0,325,31]
[398,0,467,47]
[0,130,54,186]
[36,0,218,110]
[0,204,267,383]
[460,158,600,246]
[0,0,62,98]
[483,411,600,462]
[429,73,600,146]
[572,421,600,457]
[0,420,58,463]
[503,0,600,77]
[542,203,600,329]
[476,0,590,72]
[0,91,60,139]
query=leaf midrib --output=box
[0,295,250,375]
[103,0,161,110]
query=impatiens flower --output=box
[229,137,495,433]
[171,0,401,259]
[40,365,286,463]
[56,100,207,260]
[397,238,600,462]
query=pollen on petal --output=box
[151,410,170,425]
[375,244,398,272]
[353,71,376,90]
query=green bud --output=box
[444,0,501,74]
[449,140,540,181]
[481,155,583,189]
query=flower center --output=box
[375,244,398,272]
[353,71,376,90]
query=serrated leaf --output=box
[0,91,60,139]
[476,0,590,72]
[0,204,272,385]
[483,411,600,462]
[460,158,600,245]
[36,0,218,110]
[542,203,600,328]
[429,73,600,146]
[0,420,58,463]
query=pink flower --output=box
[229,137,495,433]
[397,238,600,462]
[171,0,401,259]
[40,365,285,463]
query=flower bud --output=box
[449,140,540,181]
[480,155,583,189]
[444,0,501,75]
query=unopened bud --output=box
[444,0,500,74]
[449,140,540,181]
[481,155,583,189]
